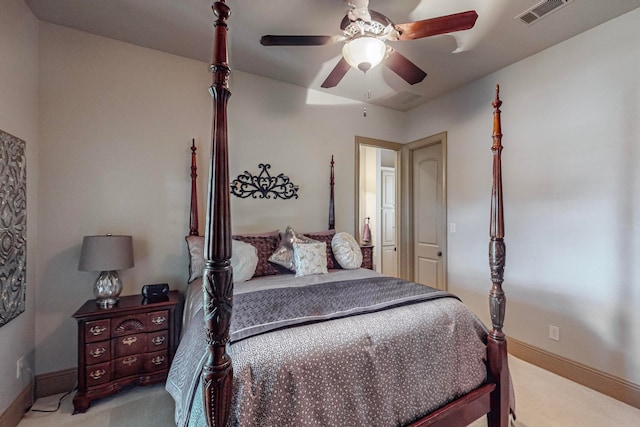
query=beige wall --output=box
[35,23,406,375]
[0,0,39,414]
[35,23,213,374]
[226,70,406,235]
[405,8,640,386]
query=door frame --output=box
[401,131,448,286]
[354,136,403,275]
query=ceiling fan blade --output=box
[260,35,342,46]
[385,51,427,85]
[396,10,478,41]
[321,57,351,88]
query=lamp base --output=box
[94,270,122,309]
[96,297,119,309]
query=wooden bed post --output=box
[329,155,335,230]
[202,2,233,427]
[189,139,199,236]
[487,84,510,427]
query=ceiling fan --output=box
[260,0,478,88]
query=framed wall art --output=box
[0,129,27,327]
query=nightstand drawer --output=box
[113,354,144,379]
[86,362,111,387]
[112,315,147,337]
[147,331,168,350]
[85,341,110,364]
[113,333,147,357]
[148,310,169,331]
[146,350,169,372]
[85,320,110,343]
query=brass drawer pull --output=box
[151,356,165,365]
[89,347,106,358]
[151,316,166,325]
[152,336,166,346]
[89,369,106,380]
[122,356,138,366]
[122,336,138,346]
[89,325,107,336]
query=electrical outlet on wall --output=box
[549,325,560,341]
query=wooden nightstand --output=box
[72,291,181,414]
[360,245,374,270]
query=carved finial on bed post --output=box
[189,139,199,236]
[329,155,335,230]
[202,2,233,427]
[489,83,506,341]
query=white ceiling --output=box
[25,0,640,111]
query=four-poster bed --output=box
[167,2,512,426]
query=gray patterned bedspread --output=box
[167,271,488,427]
[231,276,456,342]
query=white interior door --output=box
[412,141,446,290]
[380,168,397,276]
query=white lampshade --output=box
[342,37,387,72]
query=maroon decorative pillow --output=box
[303,230,340,270]
[232,230,281,277]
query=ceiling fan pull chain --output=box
[363,73,371,117]
[364,71,372,98]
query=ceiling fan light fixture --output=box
[342,37,386,73]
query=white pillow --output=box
[186,236,205,283]
[231,240,259,283]
[186,236,258,284]
[331,232,363,269]
[292,241,328,277]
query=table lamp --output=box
[78,234,134,308]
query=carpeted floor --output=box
[18,355,640,426]
[18,382,173,427]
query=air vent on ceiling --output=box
[516,0,574,25]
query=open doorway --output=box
[355,136,402,277]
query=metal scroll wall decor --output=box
[0,129,27,327]
[231,163,299,199]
